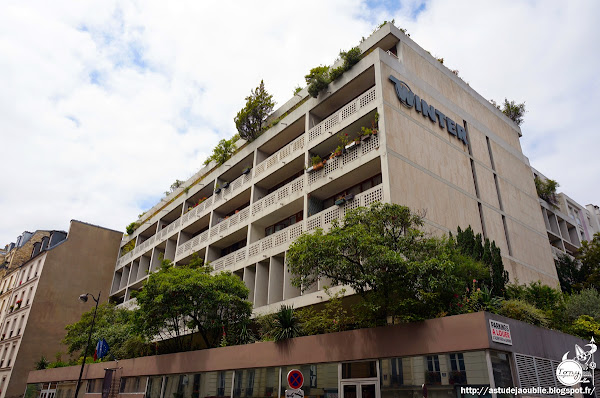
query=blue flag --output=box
[94,338,110,360]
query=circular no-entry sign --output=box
[287,369,304,389]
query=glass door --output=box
[341,382,378,398]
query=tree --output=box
[578,233,600,290]
[534,176,559,208]
[555,253,583,293]
[63,303,145,360]
[234,80,275,142]
[286,203,469,324]
[454,226,508,295]
[203,135,239,166]
[132,256,252,352]
[305,66,330,98]
[491,98,527,126]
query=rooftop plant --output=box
[203,134,239,166]
[534,175,559,208]
[234,80,275,142]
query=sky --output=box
[1,0,598,245]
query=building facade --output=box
[110,24,559,314]
[533,168,600,258]
[25,312,598,398]
[0,221,122,398]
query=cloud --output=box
[0,0,598,246]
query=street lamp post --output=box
[74,291,101,398]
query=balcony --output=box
[247,222,305,261]
[252,176,304,219]
[308,87,376,144]
[175,207,251,261]
[254,135,305,181]
[306,185,384,231]
[307,133,380,186]
[211,246,248,272]
[117,173,253,268]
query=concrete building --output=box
[533,168,599,258]
[0,221,122,398]
[110,23,559,314]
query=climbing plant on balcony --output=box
[234,80,275,142]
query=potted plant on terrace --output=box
[242,166,252,175]
[307,155,325,172]
[334,195,346,206]
[222,181,230,189]
[214,184,222,194]
[16,300,22,309]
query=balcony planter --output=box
[345,193,355,201]
[361,134,372,142]
[345,141,358,151]
[242,167,252,175]
[214,187,222,194]
[335,197,346,206]
[222,181,230,189]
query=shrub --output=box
[564,289,600,322]
[203,135,239,166]
[568,315,600,340]
[534,176,559,207]
[305,66,330,98]
[125,222,139,235]
[498,299,549,327]
[272,305,302,341]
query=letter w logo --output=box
[390,76,414,108]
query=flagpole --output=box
[74,291,101,398]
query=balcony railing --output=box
[307,133,380,186]
[308,87,377,143]
[117,173,253,267]
[252,176,304,218]
[248,223,305,260]
[305,185,384,232]
[211,246,248,272]
[254,135,305,179]
[175,207,251,260]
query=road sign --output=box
[287,369,304,389]
[285,389,305,398]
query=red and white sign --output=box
[489,319,512,345]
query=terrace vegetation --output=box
[40,204,600,368]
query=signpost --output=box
[286,369,304,398]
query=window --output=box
[449,353,467,384]
[425,355,441,385]
[265,212,303,237]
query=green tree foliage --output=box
[234,80,275,142]
[454,226,508,295]
[203,135,239,166]
[287,203,470,324]
[35,356,49,370]
[305,47,362,98]
[63,303,145,360]
[305,66,330,98]
[498,299,549,327]
[132,256,252,352]
[564,289,600,322]
[165,179,184,196]
[491,99,527,126]
[534,176,559,208]
[568,315,600,340]
[578,233,600,290]
[297,289,353,335]
[555,254,583,293]
[271,305,302,342]
[125,222,139,235]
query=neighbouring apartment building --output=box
[533,168,600,258]
[111,23,559,315]
[0,221,122,398]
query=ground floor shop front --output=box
[25,312,594,398]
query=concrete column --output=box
[268,256,284,304]
[254,261,269,307]
[242,266,255,304]
[138,255,150,280]
[283,252,301,300]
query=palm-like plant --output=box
[272,305,302,341]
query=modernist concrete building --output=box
[110,23,560,314]
[0,221,122,398]
[532,168,600,258]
